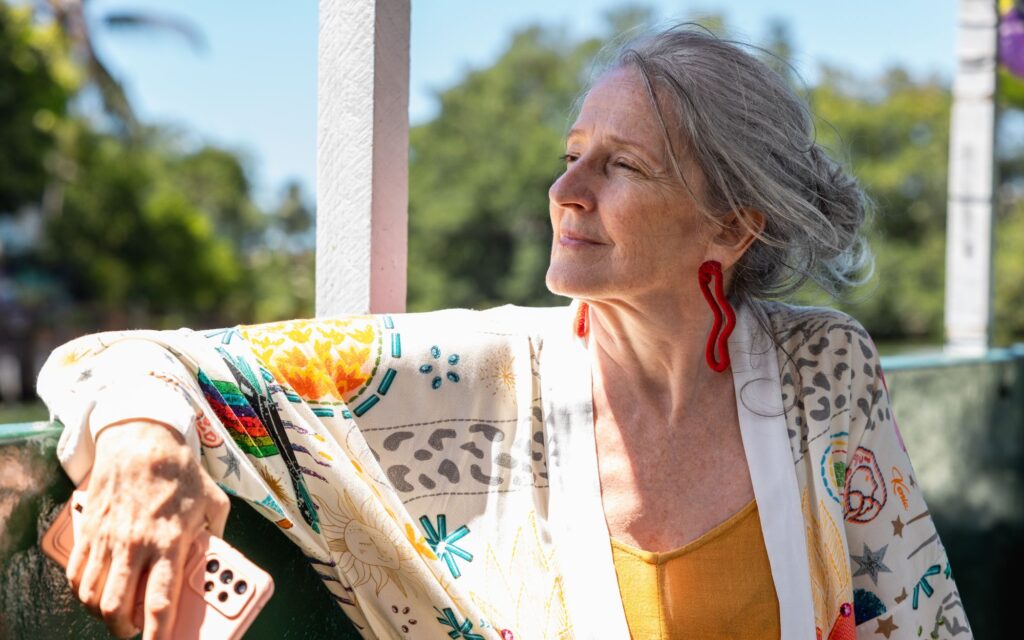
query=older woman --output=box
[38,27,970,640]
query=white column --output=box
[944,0,998,353]
[317,0,410,316]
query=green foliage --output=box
[0,1,314,334]
[994,198,1024,344]
[998,67,1024,110]
[0,3,75,214]
[800,67,952,341]
[37,123,316,326]
[41,123,242,320]
[407,26,601,311]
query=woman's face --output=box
[545,66,715,304]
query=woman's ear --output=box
[709,209,765,268]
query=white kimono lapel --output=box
[729,302,816,640]
[540,305,632,639]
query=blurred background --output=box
[0,1,1022,637]
[1,0,1022,421]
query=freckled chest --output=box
[594,385,755,552]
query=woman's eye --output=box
[614,159,638,172]
[560,153,578,164]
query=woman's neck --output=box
[587,295,732,428]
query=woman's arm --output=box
[37,310,523,639]
[36,322,373,639]
[37,332,244,639]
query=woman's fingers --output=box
[132,567,151,631]
[65,533,91,597]
[98,543,148,638]
[76,534,112,617]
[142,552,187,640]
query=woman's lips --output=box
[559,232,604,247]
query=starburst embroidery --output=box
[482,351,516,398]
[204,328,243,344]
[912,564,942,610]
[420,514,473,578]
[435,607,484,640]
[60,347,90,367]
[258,466,292,506]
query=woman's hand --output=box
[66,419,231,640]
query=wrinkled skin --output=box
[67,421,229,639]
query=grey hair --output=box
[585,24,874,333]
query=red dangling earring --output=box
[574,301,589,338]
[698,260,736,372]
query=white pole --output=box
[316,0,410,316]
[944,0,999,353]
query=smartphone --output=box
[41,486,274,640]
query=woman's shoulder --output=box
[756,299,875,359]
[753,300,885,402]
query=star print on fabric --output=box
[891,515,905,537]
[218,450,241,480]
[894,587,908,604]
[77,369,92,382]
[420,514,473,579]
[851,543,892,585]
[873,614,898,638]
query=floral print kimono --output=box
[37,300,972,639]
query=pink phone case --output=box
[42,489,274,640]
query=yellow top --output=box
[610,499,781,639]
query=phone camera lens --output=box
[206,559,220,573]
[220,569,234,584]
[234,581,248,595]
[218,592,228,603]
[204,581,214,592]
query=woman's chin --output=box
[545,264,607,299]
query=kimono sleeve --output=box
[37,330,209,485]
[36,315,486,639]
[35,320,388,633]
[845,336,973,639]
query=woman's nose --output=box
[549,163,596,213]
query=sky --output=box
[83,0,956,207]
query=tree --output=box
[406,25,602,311]
[1,0,314,335]
[801,67,952,342]
[38,123,316,327]
[0,2,74,216]
[39,124,243,324]
[39,0,204,140]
